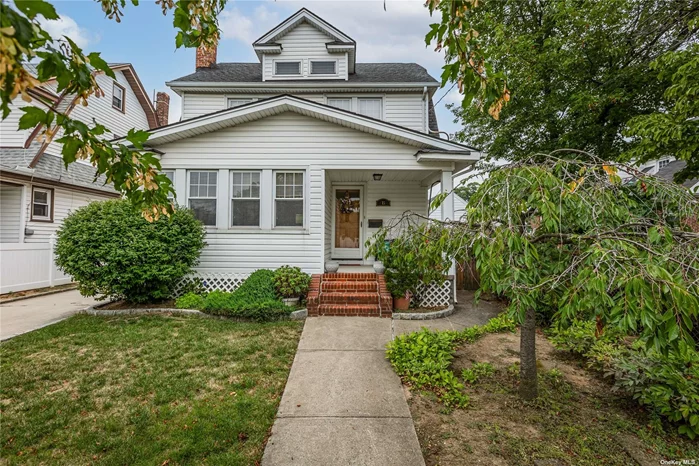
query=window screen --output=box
[231,171,261,227]
[275,172,304,227]
[227,98,252,109]
[327,98,351,111]
[188,171,217,226]
[311,61,336,75]
[358,98,382,119]
[275,61,301,75]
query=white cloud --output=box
[38,15,93,49]
[220,5,281,43]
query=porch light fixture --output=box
[373,173,383,181]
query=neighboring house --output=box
[428,188,468,221]
[0,63,167,293]
[654,159,699,195]
[150,9,480,312]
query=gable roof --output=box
[119,94,476,156]
[252,8,356,72]
[655,160,698,189]
[168,62,438,86]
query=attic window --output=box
[310,61,336,75]
[275,61,301,76]
[112,82,125,112]
[227,98,252,109]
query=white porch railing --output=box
[0,234,71,294]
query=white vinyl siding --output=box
[180,93,427,131]
[0,98,29,148]
[155,112,442,275]
[44,71,150,156]
[263,22,348,81]
[0,183,23,242]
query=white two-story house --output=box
[151,9,480,314]
[0,63,168,293]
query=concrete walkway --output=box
[0,290,97,341]
[262,290,502,465]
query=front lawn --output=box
[0,314,302,465]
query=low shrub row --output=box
[548,321,699,439]
[386,314,516,407]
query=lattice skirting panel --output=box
[416,279,453,308]
[172,273,249,297]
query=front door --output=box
[332,187,363,259]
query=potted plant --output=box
[274,265,311,306]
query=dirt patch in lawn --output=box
[394,306,449,314]
[0,284,76,303]
[96,299,177,310]
[408,330,698,466]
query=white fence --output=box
[0,234,71,294]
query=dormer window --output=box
[275,61,301,76]
[310,61,336,75]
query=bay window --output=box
[231,171,261,227]
[274,171,304,228]
[188,171,217,226]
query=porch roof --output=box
[121,95,479,159]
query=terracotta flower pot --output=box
[393,294,411,311]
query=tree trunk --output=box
[519,307,538,400]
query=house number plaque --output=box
[376,198,391,207]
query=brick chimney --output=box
[155,92,170,127]
[196,44,217,69]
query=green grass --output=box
[0,314,302,465]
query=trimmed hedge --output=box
[175,270,292,321]
[55,200,205,303]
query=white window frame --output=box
[112,82,125,112]
[326,98,352,111]
[162,170,175,201]
[227,97,253,109]
[30,186,53,222]
[230,170,261,228]
[273,170,305,229]
[274,60,302,76]
[357,97,383,120]
[187,170,218,227]
[310,60,338,76]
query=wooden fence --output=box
[456,259,480,291]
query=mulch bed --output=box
[394,306,448,314]
[96,300,177,310]
[0,284,77,303]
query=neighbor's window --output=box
[227,98,253,109]
[275,61,301,76]
[188,171,217,226]
[231,171,261,227]
[31,186,53,222]
[327,98,351,111]
[274,172,304,228]
[311,61,336,75]
[658,159,671,169]
[358,98,382,119]
[112,82,125,111]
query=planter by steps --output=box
[282,297,300,306]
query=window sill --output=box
[205,227,310,235]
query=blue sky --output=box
[42,0,461,132]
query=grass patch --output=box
[0,314,302,465]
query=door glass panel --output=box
[335,189,361,249]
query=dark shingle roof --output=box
[655,160,698,189]
[0,147,117,194]
[170,62,438,84]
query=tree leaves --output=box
[13,0,58,20]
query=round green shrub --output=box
[55,199,206,303]
[175,292,205,310]
[273,265,311,298]
[202,291,234,312]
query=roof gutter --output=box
[166,81,440,90]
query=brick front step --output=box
[307,273,392,318]
[319,292,379,304]
[316,304,382,317]
[322,280,378,292]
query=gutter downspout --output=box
[422,86,428,133]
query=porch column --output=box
[441,170,457,302]
[440,170,454,221]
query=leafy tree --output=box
[425,0,699,164]
[1,0,225,217]
[370,151,699,400]
[454,182,480,203]
[625,45,699,183]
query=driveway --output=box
[0,290,97,341]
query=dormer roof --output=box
[252,8,357,73]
